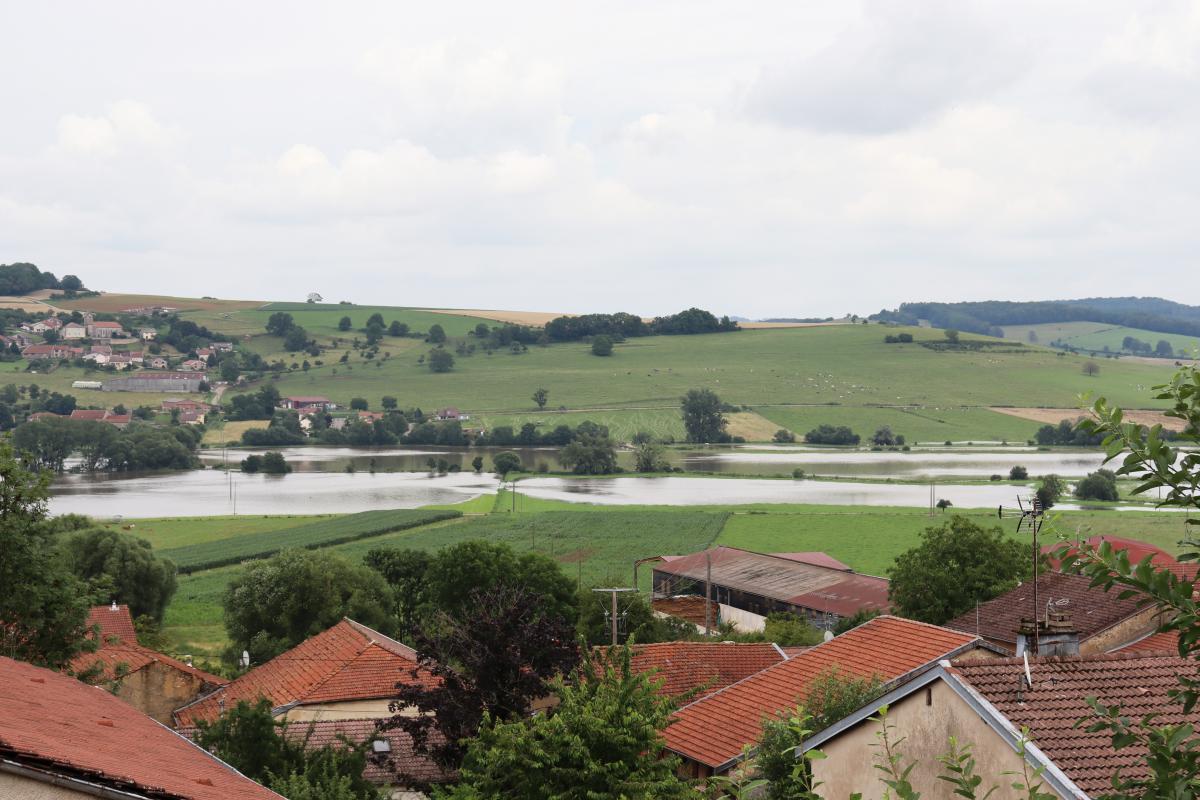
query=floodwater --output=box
[49,470,499,519]
[196,444,1115,479]
[676,448,1109,478]
[514,476,1176,513]
[198,446,562,474]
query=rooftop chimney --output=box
[1015,611,1079,657]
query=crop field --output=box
[201,419,269,446]
[999,321,1200,357]
[100,514,333,550]
[162,508,463,572]
[755,405,1042,444]
[55,293,263,314]
[225,324,1175,442]
[469,408,687,442]
[716,504,1194,576]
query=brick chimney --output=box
[1015,611,1080,657]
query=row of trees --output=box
[0,262,83,295]
[545,308,738,342]
[12,417,203,472]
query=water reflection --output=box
[50,470,499,518]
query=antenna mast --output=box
[999,495,1045,653]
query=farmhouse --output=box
[281,395,333,411]
[88,320,125,338]
[69,604,226,725]
[69,409,132,428]
[174,618,444,794]
[147,355,169,369]
[104,372,204,392]
[662,615,994,778]
[651,546,889,631]
[20,343,71,360]
[61,321,87,339]
[435,406,468,420]
[26,317,63,333]
[211,341,234,352]
[139,327,157,340]
[180,358,209,371]
[0,656,281,799]
[943,571,1160,655]
[804,651,1198,800]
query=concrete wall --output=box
[283,698,407,722]
[0,771,93,798]
[117,663,214,726]
[812,680,1065,800]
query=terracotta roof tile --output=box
[285,719,447,786]
[944,572,1149,647]
[1112,629,1181,654]
[596,642,785,701]
[0,656,280,799]
[953,653,1200,796]
[175,619,427,727]
[85,604,137,643]
[664,616,980,768]
[72,640,228,686]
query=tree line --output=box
[544,307,738,342]
[0,262,85,296]
[12,416,203,472]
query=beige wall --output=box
[117,663,214,726]
[1086,606,1161,654]
[0,771,94,799]
[812,680,1065,800]
[282,698,406,722]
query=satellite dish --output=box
[823,630,834,642]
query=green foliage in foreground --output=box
[164,509,462,572]
[439,645,691,800]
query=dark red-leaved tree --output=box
[377,583,580,787]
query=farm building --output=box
[943,571,1162,655]
[663,616,992,778]
[103,372,204,392]
[651,546,889,631]
[280,395,333,411]
[88,320,125,338]
[435,406,469,420]
[69,604,226,725]
[69,409,132,428]
[0,655,280,799]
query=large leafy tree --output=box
[0,442,93,668]
[362,547,430,640]
[222,549,394,665]
[380,584,580,783]
[558,428,619,474]
[887,515,1031,624]
[61,528,178,622]
[440,645,691,800]
[680,388,727,443]
[421,541,577,627]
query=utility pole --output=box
[704,550,713,637]
[591,587,636,646]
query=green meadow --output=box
[999,321,1200,357]
[156,490,1194,657]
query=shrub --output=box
[1074,469,1119,502]
[1009,465,1028,480]
[591,336,614,357]
[772,429,796,443]
[805,424,860,445]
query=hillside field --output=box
[227,322,1176,442]
[999,321,1200,357]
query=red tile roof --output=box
[1113,629,1181,654]
[73,640,228,686]
[174,619,427,727]
[664,615,980,769]
[952,653,1200,796]
[1045,535,1179,569]
[86,603,138,643]
[0,656,280,799]
[653,546,890,617]
[286,719,446,786]
[70,409,108,421]
[944,572,1150,647]
[596,642,785,701]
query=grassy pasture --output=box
[227,324,1175,441]
[162,509,463,572]
[755,405,1042,444]
[250,303,488,339]
[999,321,1200,357]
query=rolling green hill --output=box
[998,321,1200,357]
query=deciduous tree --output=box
[888,516,1031,624]
[681,388,727,443]
[60,529,178,622]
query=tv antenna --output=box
[999,495,1045,653]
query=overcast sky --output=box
[1,1,1197,317]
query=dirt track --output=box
[990,406,1186,431]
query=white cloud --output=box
[0,2,1198,314]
